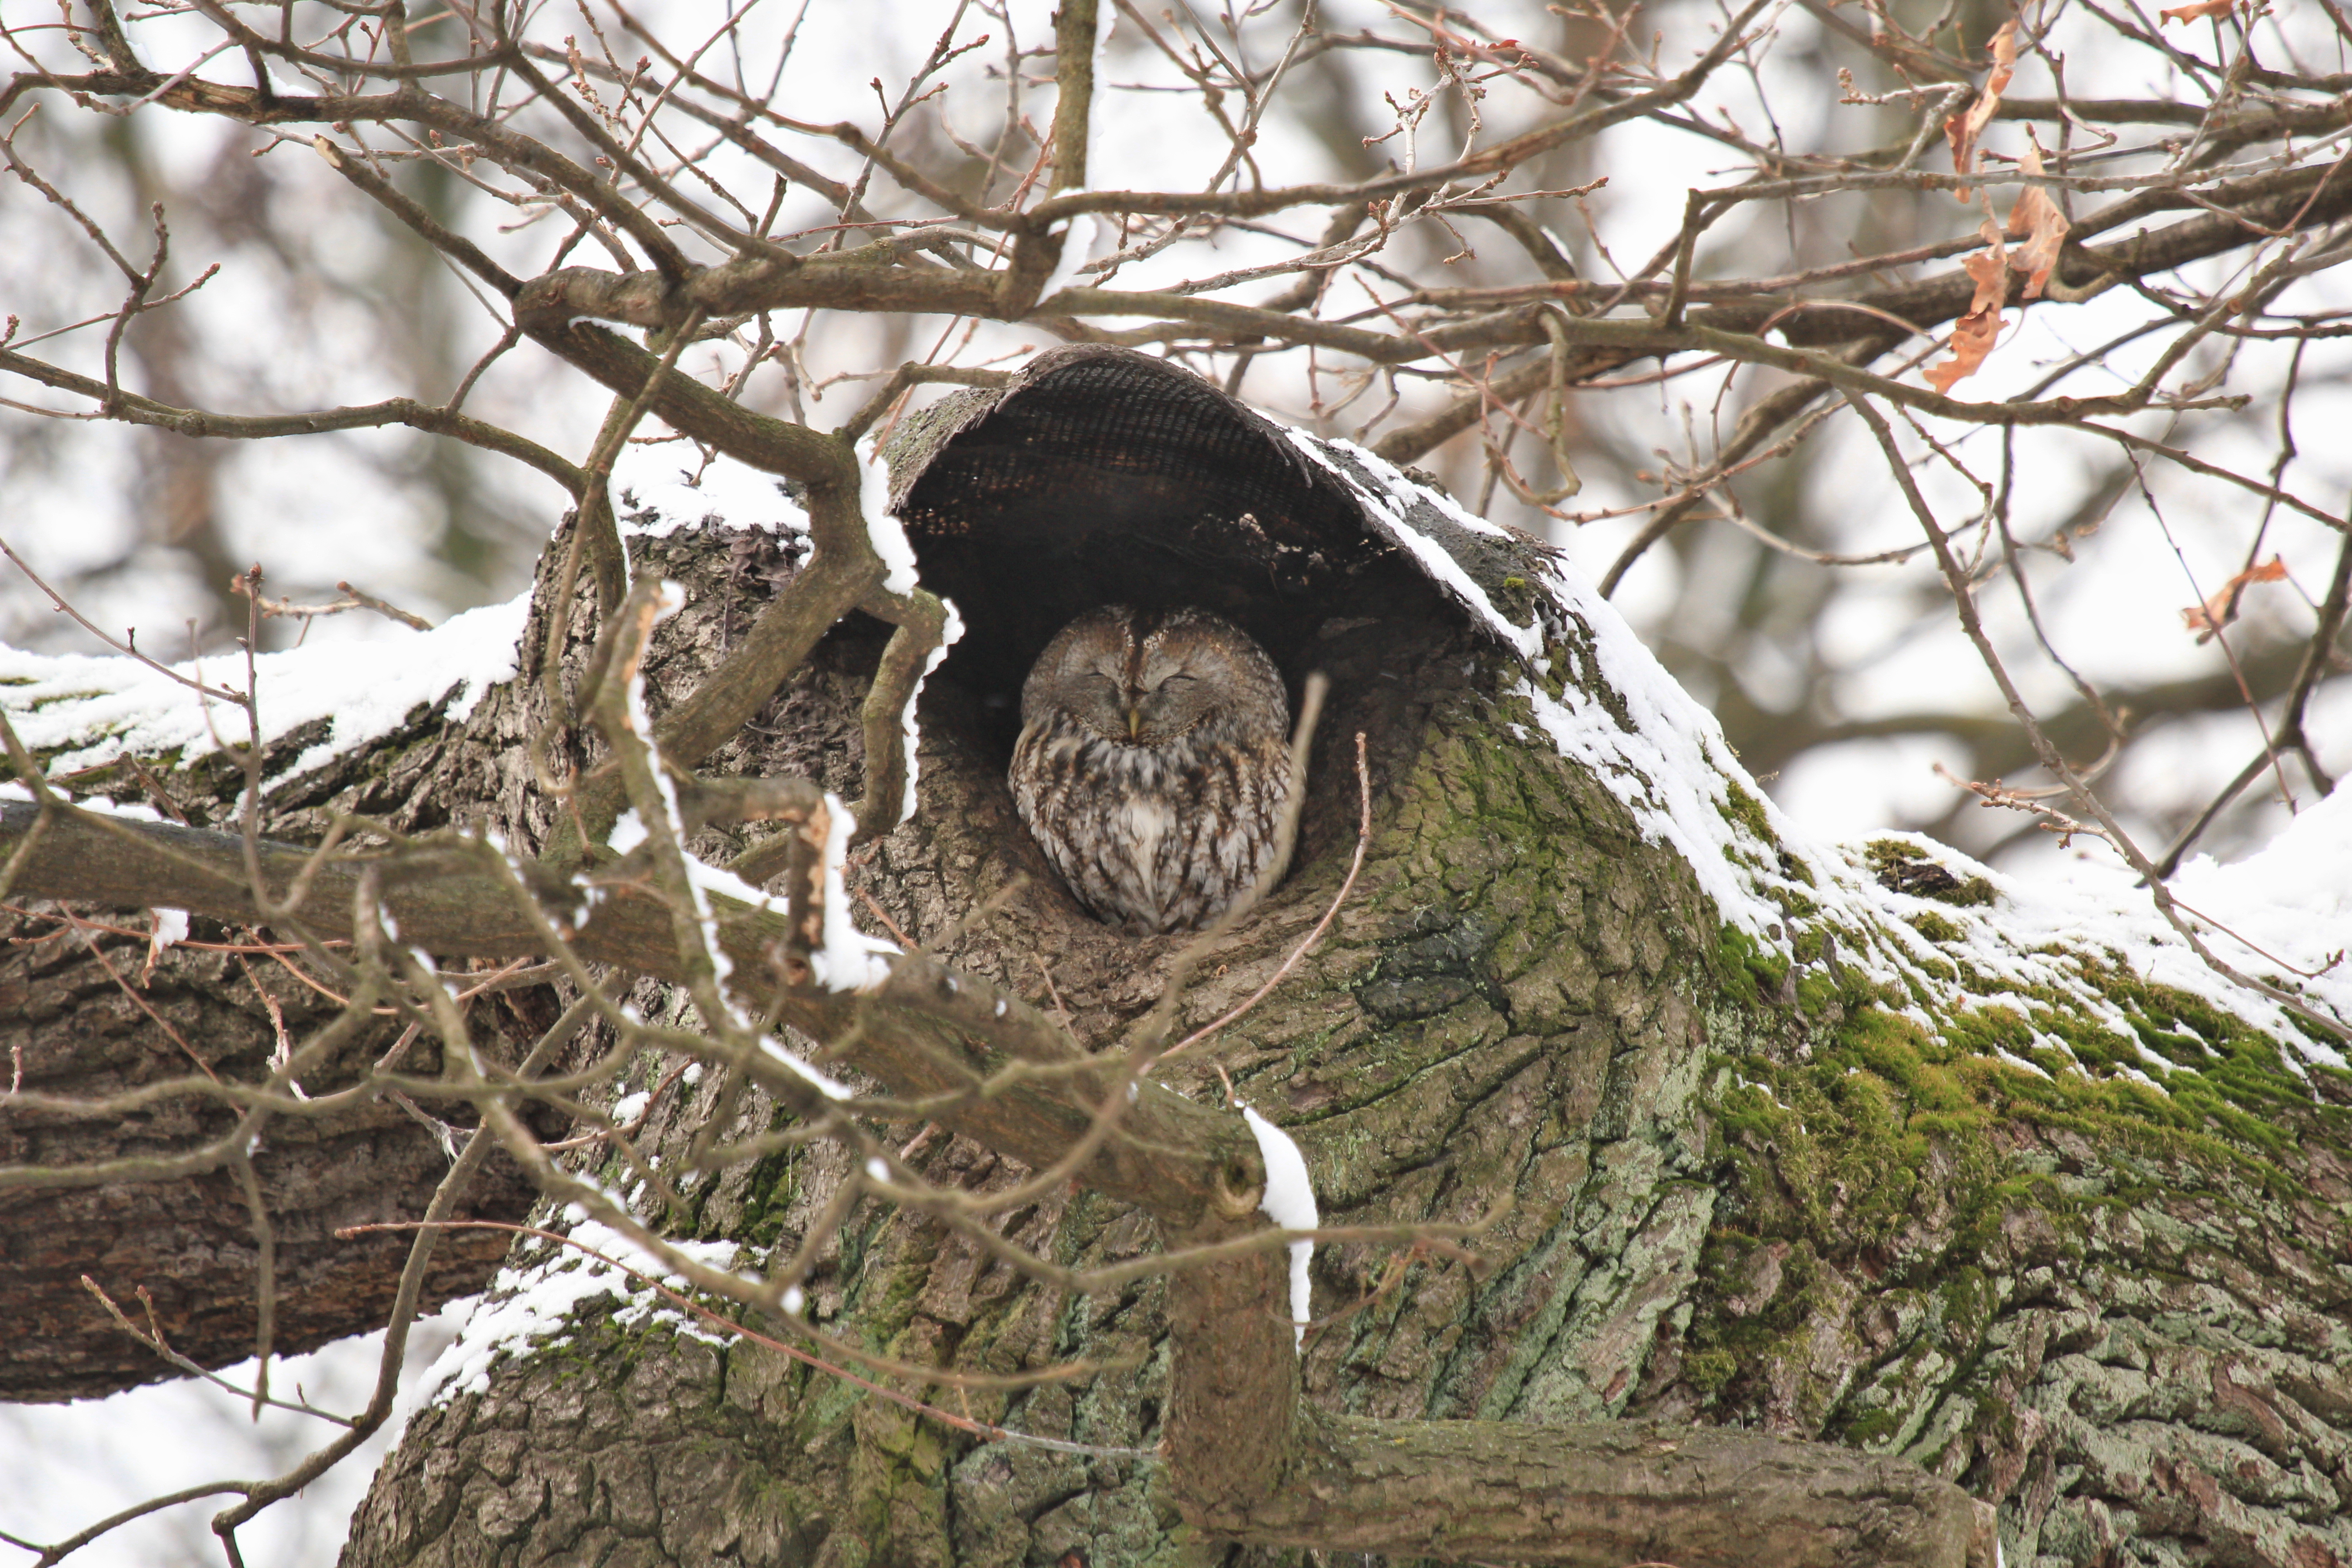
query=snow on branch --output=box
[0,596,528,794]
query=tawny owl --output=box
[1010,606,1292,934]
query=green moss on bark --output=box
[1676,908,2352,1565]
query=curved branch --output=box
[0,69,682,278]
[0,346,582,495]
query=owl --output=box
[1010,606,1292,935]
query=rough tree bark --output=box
[2,352,2345,1568]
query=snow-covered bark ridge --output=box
[0,595,528,791]
[1291,430,2348,1083]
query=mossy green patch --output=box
[1907,911,1964,945]
[1684,931,2346,1435]
[742,1119,807,1250]
[1492,573,1538,623]
[1715,924,1790,1008]
[1718,779,1774,844]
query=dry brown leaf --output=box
[2160,0,2236,22]
[2006,132,2069,299]
[1945,18,2019,201]
[2182,555,2289,641]
[1927,221,2010,393]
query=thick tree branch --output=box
[0,800,1254,1230]
[1237,1412,1996,1567]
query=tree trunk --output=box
[4,352,2345,1568]
[342,513,2348,1565]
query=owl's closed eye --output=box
[1009,605,1292,934]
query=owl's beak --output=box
[1125,706,1142,740]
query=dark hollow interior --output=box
[882,351,1476,904]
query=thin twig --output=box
[1163,731,1372,1059]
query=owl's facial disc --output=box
[1018,605,1282,751]
[1061,647,1203,745]
[1126,669,1207,744]
[1062,665,1131,742]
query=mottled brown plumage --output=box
[1010,606,1292,934]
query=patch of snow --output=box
[2171,782,2352,983]
[1297,431,1513,538]
[1284,433,1539,659]
[147,907,189,965]
[1975,818,2352,1073]
[896,597,964,827]
[1507,544,1806,941]
[1730,1072,1793,1112]
[1038,212,1102,303]
[681,851,779,913]
[1767,823,2352,1080]
[760,1033,854,1102]
[1241,1105,1317,1352]
[0,591,528,792]
[1514,669,1787,941]
[610,1090,652,1126]
[59,794,163,821]
[855,433,918,595]
[807,790,899,993]
[418,1220,742,1405]
[610,446,810,540]
[1993,1048,2052,1080]
[617,583,759,1030]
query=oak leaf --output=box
[2160,0,2237,21]
[2007,133,2069,299]
[1927,221,2010,394]
[1945,18,2019,200]
[2182,555,2289,642]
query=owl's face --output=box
[1020,606,1285,747]
[1012,605,1294,932]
